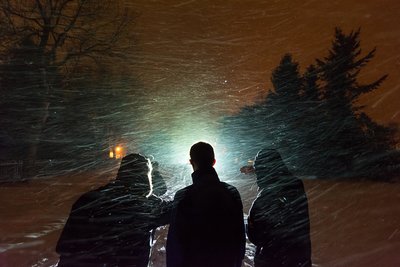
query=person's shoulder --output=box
[219,182,243,203]
[220,181,240,193]
[73,189,98,205]
[176,185,191,194]
[173,185,192,200]
[71,184,111,211]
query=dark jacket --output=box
[56,179,170,267]
[166,167,246,267]
[247,176,311,267]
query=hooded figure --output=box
[56,154,171,267]
[247,149,312,267]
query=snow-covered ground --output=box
[0,169,399,267]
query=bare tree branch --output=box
[0,0,134,72]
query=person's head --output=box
[254,148,290,188]
[189,142,216,171]
[116,153,153,197]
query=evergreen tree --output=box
[219,102,270,163]
[294,64,329,175]
[269,54,303,105]
[302,64,321,102]
[266,54,308,171]
[220,28,396,178]
[315,28,389,175]
[317,28,387,111]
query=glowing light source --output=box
[115,146,122,159]
[108,145,125,160]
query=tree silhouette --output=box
[265,54,304,170]
[0,0,134,176]
[316,28,389,175]
[317,28,387,109]
[301,64,321,102]
[220,27,397,178]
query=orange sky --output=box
[126,0,400,125]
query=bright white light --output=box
[168,128,228,175]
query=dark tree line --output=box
[36,69,142,170]
[0,0,135,176]
[221,28,399,179]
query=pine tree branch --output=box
[351,74,388,100]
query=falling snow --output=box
[1,1,400,267]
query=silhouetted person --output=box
[56,154,171,267]
[167,142,246,267]
[151,161,168,196]
[246,149,311,267]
